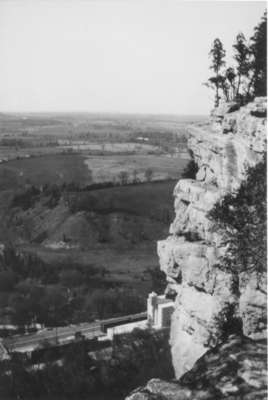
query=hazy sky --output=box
[0,0,266,115]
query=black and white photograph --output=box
[0,1,266,399]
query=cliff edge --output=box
[126,97,267,400]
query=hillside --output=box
[0,179,184,328]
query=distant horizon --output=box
[0,109,208,117]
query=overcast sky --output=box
[0,0,266,115]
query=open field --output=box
[0,142,163,162]
[0,154,93,190]
[60,141,160,153]
[0,153,188,190]
[84,154,188,182]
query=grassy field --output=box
[60,141,160,153]
[0,152,188,190]
[85,154,188,182]
[0,154,93,190]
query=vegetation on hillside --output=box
[11,178,175,215]
[0,178,178,329]
[0,329,173,399]
[206,12,267,106]
[64,181,174,223]
[208,156,266,274]
[0,248,145,329]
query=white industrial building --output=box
[104,292,174,340]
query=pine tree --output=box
[250,11,267,97]
[208,38,226,107]
[225,67,236,101]
[233,33,251,100]
[205,12,267,106]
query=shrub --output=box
[146,267,166,294]
[181,151,198,179]
[181,159,199,179]
[208,156,266,274]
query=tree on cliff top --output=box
[250,11,267,97]
[208,38,226,107]
[208,156,266,275]
[233,33,251,99]
[206,11,267,106]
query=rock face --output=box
[125,97,267,400]
[126,335,267,400]
[157,97,267,379]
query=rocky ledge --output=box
[126,335,267,400]
[126,97,267,399]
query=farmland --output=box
[0,154,92,190]
[0,153,188,190]
[0,111,206,160]
[0,111,204,328]
[84,154,188,182]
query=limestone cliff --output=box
[126,97,267,399]
[158,97,267,378]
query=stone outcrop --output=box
[125,97,267,400]
[158,97,267,378]
[126,335,267,400]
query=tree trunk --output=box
[236,74,241,99]
[215,83,219,107]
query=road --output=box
[3,312,147,352]
[3,322,102,352]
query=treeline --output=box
[11,181,128,210]
[6,285,144,330]
[0,247,102,287]
[11,175,174,213]
[0,329,173,399]
[12,183,62,210]
[206,12,267,106]
[0,248,144,329]
[0,138,59,148]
